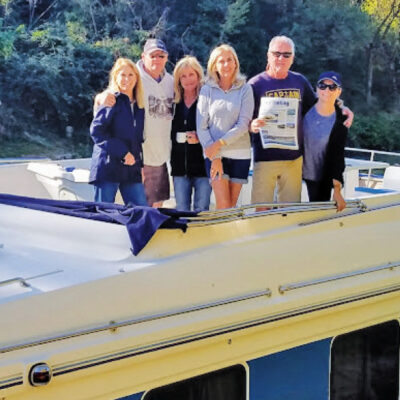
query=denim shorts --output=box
[205,157,251,184]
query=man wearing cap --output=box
[96,38,174,207]
[248,35,353,206]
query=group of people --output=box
[89,35,353,213]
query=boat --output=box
[0,149,399,399]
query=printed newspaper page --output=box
[258,97,299,150]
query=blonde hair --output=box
[206,44,244,86]
[108,58,144,108]
[173,56,204,103]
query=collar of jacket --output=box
[205,77,246,91]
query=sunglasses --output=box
[270,51,293,59]
[317,82,339,91]
[148,54,167,60]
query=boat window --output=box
[330,320,399,400]
[143,364,246,400]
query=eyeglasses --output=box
[270,51,293,59]
[148,54,166,60]
[317,82,339,91]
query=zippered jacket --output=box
[89,93,144,183]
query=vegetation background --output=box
[0,0,399,159]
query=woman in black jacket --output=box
[171,56,211,211]
[302,71,348,211]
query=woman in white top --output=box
[197,44,254,209]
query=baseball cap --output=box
[317,71,342,87]
[143,38,168,55]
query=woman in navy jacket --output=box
[90,58,148,206]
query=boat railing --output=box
[187,200,366,226]
[0,157,51,166]
[345,147,400,186]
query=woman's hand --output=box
[205,140,222,160]
[124,152,136,166]
[333,180,346,212]
[210,158,223,180]
[250,118,267,133]
[341,106,354,128]
[186,131,200,144]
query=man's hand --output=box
[250,118,267,133]
[94,91,116,110]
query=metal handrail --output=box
[0,270,63,289]
[345,147,400,158]
[187,200,365,226]
[0,288,271,354]
[345,147,400,186]
[279,261,400,294]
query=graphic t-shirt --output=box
[248,70,316,162]
[137,60,174,166]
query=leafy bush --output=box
[348,112,400,152]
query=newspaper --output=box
[258,97,299,150]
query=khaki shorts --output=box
[251,156,303,204]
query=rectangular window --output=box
[144,364,246,400]
[330,320,399,400]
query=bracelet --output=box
[219,138,226,146]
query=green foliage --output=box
[348,112,400,152]
[223,0,250,36]
[0,0,399,158]
[287,2,372,89]
[0,18,15,58]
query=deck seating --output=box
[354,166,400,197]
[382,166,400,190]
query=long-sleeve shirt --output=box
[196,78,254,159]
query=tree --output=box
[360,0,400,106]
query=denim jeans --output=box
[173,176,212,212]
[94,181,148,206]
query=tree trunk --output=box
[366,43,374,105]
[390,58,399,110]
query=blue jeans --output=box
[173,176,212,212]
[94,181,148,206]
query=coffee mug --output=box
[176,132,187,143]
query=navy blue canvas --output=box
[0,194,195,255]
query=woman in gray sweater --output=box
[197,44,254,209]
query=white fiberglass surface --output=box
[0,203,154,303]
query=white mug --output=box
[176,132,187,143]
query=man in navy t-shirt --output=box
[248,35,352,205]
